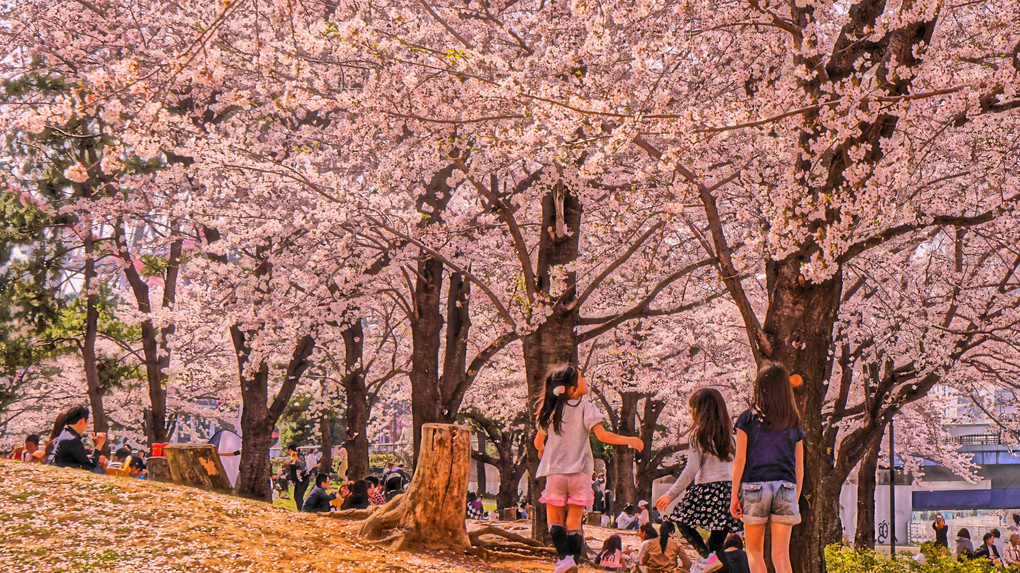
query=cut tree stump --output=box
[164,444,233,495]
[147,456,170,483]
[360,424,471,550]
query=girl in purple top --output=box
[730,364,804,573]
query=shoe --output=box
[690,552,724,573]
[552,556,578,573]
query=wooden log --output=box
[501,508,518,521]
[164,444,233,495]
[147,456,170,483]
[360,424,471,550]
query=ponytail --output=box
[536,364,580,435]
[659,521,674,554]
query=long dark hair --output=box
[752,364,801,430]
[659,521,675,554]
[599,534,622,555]
[688,388,734,461]
[640,523,658,541]
[536,364,580,435]
[44,407,73,459]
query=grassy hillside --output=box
[0,460,579,573]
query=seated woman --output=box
[593,534,624,570]
[340,479,371,510]
[639,523,692,573]
[617,504,639,530]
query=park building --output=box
[840,386,1020,548]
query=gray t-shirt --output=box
[536,397,606,477]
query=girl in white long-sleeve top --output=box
[655,388,743,573]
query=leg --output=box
[744,523,767,573]
[770,522,794,573]
[676,523,710,558]
[547,504,569,559]
[707,530,728,555]
[565,504,586,561]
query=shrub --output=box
[826,544,1019,573]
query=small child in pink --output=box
[535,364,644,573]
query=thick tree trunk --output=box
[761,255,844,573]
[361,424,472,549]
[233,329,315,502]
[497,460,525,511]
[342,322,370,481]
[523,185,583,541]
[410,256,444,466]
[613,392,641,507]
[236,364,273,501]
[854,434,883,550]
[164,444,233,494]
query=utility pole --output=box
[890,417,896,557]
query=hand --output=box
[629,437,645,452]
[654,495,671,512]
[730,497,742,520]
[91,432,107,449]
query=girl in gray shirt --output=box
[535,364,644,573]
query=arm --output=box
[534,430,546,460]
[656,449,700,510]
[730,429,748,519]
[592,423,644,451]
[795,440,804,498]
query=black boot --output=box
[549,525,569,560]
[567,530,585,562]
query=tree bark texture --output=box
[475,427,487,497]
[523,185,582,541]
[761,256,844,573]
[361,424,472,550]
[854,434,884,550]
[164,444,233,495]
[233,329,315,501]
[81,226,109,454]
[341,321,371,481]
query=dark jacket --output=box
[301,486,336,513]
[974,543,1001,561]
[51,427,101,471]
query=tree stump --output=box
[501,508,518,521]
[164,444,233,495]
[147,456,170,483]
[360,424,471,550]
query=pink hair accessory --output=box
[552,386,566,396]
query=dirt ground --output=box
[0,461,678,573]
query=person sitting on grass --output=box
[364,475,386,505]
[638,522,692,573]
[593,534,624,570]
[340,479,371,510]
[51,406,107,473]
[617,504,640,530]
[723,533,751,573]
[974,531,1003,565]
[466,491,485,520]
[302,473,337,513]
[956,528,974,559]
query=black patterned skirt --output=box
[669,481,743,532]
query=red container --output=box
[152,443,164,457]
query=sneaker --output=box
[690,552,724,573]
[552,556,578,573]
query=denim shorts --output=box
[740,481,801,525]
